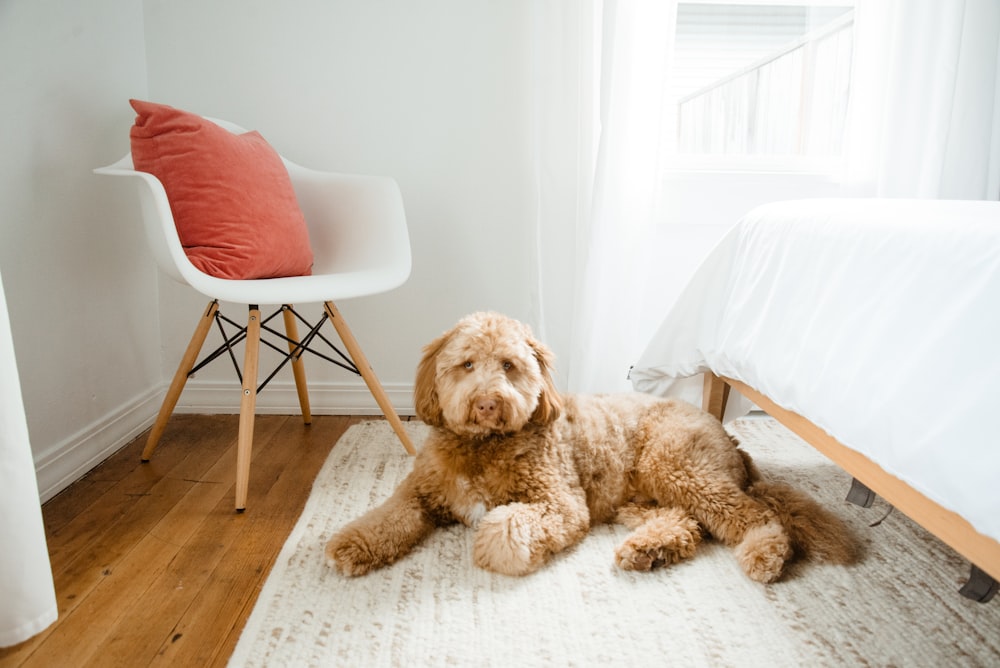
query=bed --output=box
[629,198,1000,601]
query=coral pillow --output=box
[129,99,314,279]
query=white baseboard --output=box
[34,379,415,502]
[33,387,161,503]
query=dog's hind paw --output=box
[614,543,659,571]
[615,541,695,572]
[735,522,792,583]
[614,523,701,571]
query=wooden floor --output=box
[0,413,395,668]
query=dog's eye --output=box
[463,361,474,370]
[502,361,513,371]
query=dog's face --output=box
[415,312,562,437]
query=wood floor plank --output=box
[42,414,227,537]
[11,416,274,666]
[44,414,249,609]
[43,415,234,571]
[0,413,389,668]
[18,417,288,668]
[91,458,252,667]
[151,416,363,668]
[95,414,322,667]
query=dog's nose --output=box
[475,396,499,419]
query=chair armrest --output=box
[285,163,412,283]
[94,163,192,286]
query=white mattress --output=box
[630,198,1000,544]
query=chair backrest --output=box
[94,117,412,304]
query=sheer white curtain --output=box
[533,0,1000,394]
[528,1,600,392]
[531,0,677,394]
[0,270,57,647]
[844,0,1000,199]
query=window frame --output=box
[664,0,855,175]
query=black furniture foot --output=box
[959,565,998,603]
[846,477,876,508]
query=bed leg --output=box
[959,565,998,603]
[846,478,876,508]
[702,373,730,421]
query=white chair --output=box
[95,118,416,511]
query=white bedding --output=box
[630,198,1000,544]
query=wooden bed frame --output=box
[702,373,1000,601]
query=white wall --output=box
[0,0,160,499]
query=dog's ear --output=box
[529,337,563,424]
[414,328,452,427]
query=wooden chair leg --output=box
[235,305,261,512]
[323,301,416,456]
[282,305,312,425]
[702,372,730,422]
[143,300,219,461]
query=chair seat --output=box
[166,267,409,306]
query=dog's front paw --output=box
[473,503,544,576]
[325,529,384,577]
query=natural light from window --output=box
[665,0,855,172]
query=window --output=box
[666,0,855,172]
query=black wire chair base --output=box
[188,304,360,394]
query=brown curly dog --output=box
[326,312,856,582]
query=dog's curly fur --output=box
[326,312,856,582]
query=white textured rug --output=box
[228,417,1000,667]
